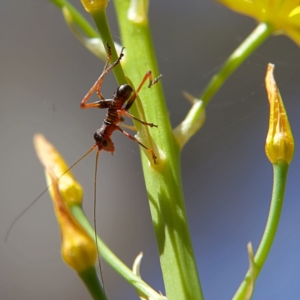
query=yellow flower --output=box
[49,169,97,273]
[33,134,83,207]
[265,63,294,165]
[217,0,300,46]
[33,134,97,272]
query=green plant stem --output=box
[49,0,100,38]
[71,205,164,300]
[79,267,108,300]
[113,1,203,299]
[179,22,273,144]
[89,8,126,83]
[233,161,289,300]
[201,22,272,106]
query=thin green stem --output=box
[78,267,108,300]
[84,5,159,163]
[233,161,289,300]
[113,1,203,299]
[50,0,124,65]
[71,205,165,300]
[49,0,100,38]
[201,22,273,106]
[175,22,273,148]
[88,8,126,84]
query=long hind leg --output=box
[118,110,157,127]
[80,44,125,109]
[116,126,157,163]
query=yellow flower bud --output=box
[265,63,294,165]
[80,0,108,14]
[49,170,97,273]
[33,134,83,206]
[60,216,97,273]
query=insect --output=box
[6,43,162,285]
[78,43,161,284]
[82,43,162,163]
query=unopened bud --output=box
[265,64,294,165]
[48,170,97,273]
[34,134,83,206]
[80,0,108,14]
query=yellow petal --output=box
[289,5,300,18]
[216,0,258,18]
[217,0,300,45]
[265,63,294,165]
[33,134,83,206]
[49,170,97,273]
[285,28,300,46]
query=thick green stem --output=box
[233,161,289,299]
[79,267,108,300]
[113,1,203,299]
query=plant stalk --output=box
[113,1,203,299]
[233,162,289,299]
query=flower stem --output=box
[233,161,289,299]
[49,0,100,38]
[79,267,108,300]
[113,1,203,299]
[88,8,127,84]
[201,22,272,105]
[71,205,165,300]
[177,22,273,146]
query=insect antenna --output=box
[93,149,105,287]
[5,144,96,242]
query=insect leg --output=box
[118,110,157,127]
[80,55,111,107]
[124,71,162,111]
[116,126,157,163]
[119,123,136,131]
[80,45,125,109]
[95,46,125,99]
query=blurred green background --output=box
[1,1,300,299]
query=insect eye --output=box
[93,132,102,143]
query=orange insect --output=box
[81,44,161,164]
